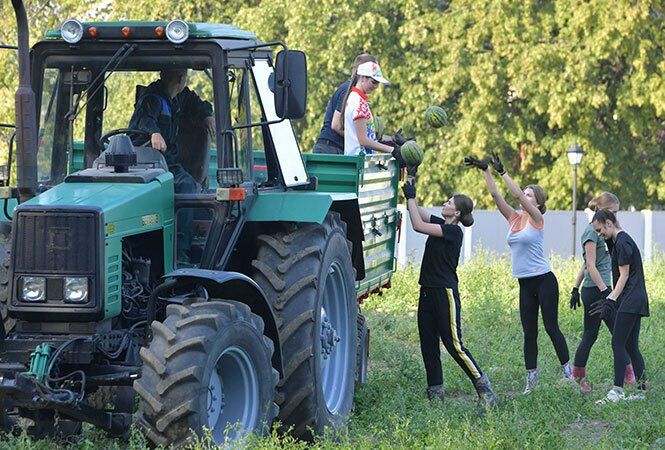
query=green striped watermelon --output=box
[400,140,424,166]
[374,116,384,139]
[425,106,447,128]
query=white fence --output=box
[396,207,665,267]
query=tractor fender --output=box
[162,268,283,376]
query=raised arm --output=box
[484,170,517,222]
[464,156,516,222]
[403,182,442,237]
[501,172,543,227]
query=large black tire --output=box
[251,212,358,439]
[0,232,15,337]
[134,298,278,447]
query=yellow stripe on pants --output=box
[446,288,481,379]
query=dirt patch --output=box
[561,419,613,444]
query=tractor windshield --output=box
[35,52,218,189]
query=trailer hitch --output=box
[0,370,131,436]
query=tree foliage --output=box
[0,0,662,208]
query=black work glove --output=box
[393,128,414,146]
[600,287,612,299]
[407,164,419,177]
[391,145,407,168]
[463,156,488,171]
[589,297,617,321]
[489,151,506,175]
[402,180,416,200]
[569,287,581,310]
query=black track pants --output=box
[612,312,646,387]
[573,286,616,367]
[418,286,483,387]
[518,272,570,370]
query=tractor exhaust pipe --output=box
[11,0,38,202]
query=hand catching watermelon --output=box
[425,105,448,128]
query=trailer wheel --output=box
[0,232,15,338]
[134,298,278,447]
[251,212,357,439]
[356,314,369,385]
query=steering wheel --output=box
[99,128,151,148]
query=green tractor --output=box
[0,1,400,446]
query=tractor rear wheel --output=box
[134,298,278,447]
[251,212,358,439]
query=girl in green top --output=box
[570,192,635,392]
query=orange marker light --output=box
[88,26,98,38]
[121,26,131,38]
[155,26,165,37]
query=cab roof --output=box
[45,21,257,41]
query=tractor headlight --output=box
[64,277,89,304]
[165,20,189,44]
[21,277,46,302]
[61,19,84,44]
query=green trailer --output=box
[0,6,401,446]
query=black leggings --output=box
[518,272,570,370]
[612,312,646,387]
[573,286,615,367]
[418,286,483,386]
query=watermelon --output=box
[400,140,424,166]
[374,115,384,139]
[425,105,447,128]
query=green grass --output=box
[2,255,664,449]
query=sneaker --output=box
[426,384,445,404]
[595,388,645,404]
[572,366,592,393]
[523,369,540,395]
[561,362,576,384]
[473,373,498,409]
[624,364,636,385]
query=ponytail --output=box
[339,73,360,131]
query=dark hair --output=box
[339,53,377,129]
[592,209,618,226]
[453,194,474,227]
[160,68,187,83]
[525,184,547,214]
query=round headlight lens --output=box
[64,277,89,303]
[61,19,84,44]
[165,20,189,44]
[22,277,46,302]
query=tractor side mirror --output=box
[274,50,307,120]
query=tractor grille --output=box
[13,209,100,274]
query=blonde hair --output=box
[588,192,619,211]
[525,185,547,214]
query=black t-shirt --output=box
[611,231,649,316]
[418,215,463,288]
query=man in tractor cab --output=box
[128,69,216,262]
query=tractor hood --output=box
[18,173,174,236]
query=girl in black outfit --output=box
[590,210,649,403]
[402,179,497,408]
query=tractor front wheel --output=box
[135,298,278,447]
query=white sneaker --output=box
[561,363,576,384]
[596,388,645,404]
[523,369,540,395]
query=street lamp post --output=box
[567,142,584,258]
